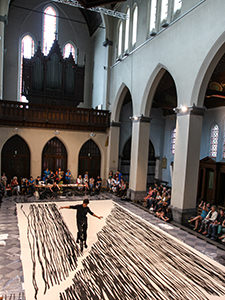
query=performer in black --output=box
[59,199,103,251]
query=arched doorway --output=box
[1,135,30,181]
[118,87,133,181]
[146,69,177,186]
[78,139,101,179]
[42,137,67,174]
[196,50,225,207]
[120,138,155,184]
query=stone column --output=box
[106,121,121,175]
[128,115,150,202]
[0,15,6,99]
[171,106,205,224]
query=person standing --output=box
[59,199,103,251]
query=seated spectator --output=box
[58,168,64,183]
[43,168,50,182]
[188,200,210,231]
[156,207,173,222]
[107,171,114,191]
[65,170,72,184]
[198,205,218,235]
[35,176,42,185]
[1,173,7,196]
[0,180,4,204]
[89,177,95,194]
[28,176,35,196]
[47,171,55,184]
[149,191,161,211]
[144,187,154,206]
[117,179,127,198]
[95,176,102,194]
[154,192,170,212]
[207,209,225,240]
[11,176,20,195]
[49,181,60,198]
[76,175,84,190]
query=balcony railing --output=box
[0,100,110,132]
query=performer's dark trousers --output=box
[77,221,87,243]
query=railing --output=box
[0,100,110,132]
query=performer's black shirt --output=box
[70,205,94,224]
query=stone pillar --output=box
[171,106,205,224]
[106,121,121,175]
[128,115,150,202]
[0,15,6,99]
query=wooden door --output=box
[78,139,101,179]
[42,137,67,174]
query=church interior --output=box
[1,0,225,299]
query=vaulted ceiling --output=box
[77,0,125,8]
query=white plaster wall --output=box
[200,107,225,162]
[0,127,108,180]
[3,0,94,107]
[109,0,225,117]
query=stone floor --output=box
[0,194,225,299]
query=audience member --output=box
[65,170,72,184]
[198,205,218,235]
[11,176,20,195]
[188,200,210,230]
[207,209,225,240]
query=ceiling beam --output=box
[52,0,127,19]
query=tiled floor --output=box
[0,194,225,299]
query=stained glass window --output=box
[124,7,130,52]
[171,128,176,155]
[210,124,219,158]
[43,6,57,55]
[118,21,123,57]
[149,0,157,32]
[173,0,182,14]
[20,35,34,102]
[161,0,169,22]
[132,5,138,46]
[63,43,76,60]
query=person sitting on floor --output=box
[117,179,127,198]
[155,206,173,222]
[207,208,225,240]
[198,205,218,235]
[188,200,210,231]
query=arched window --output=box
[171,128,176,155]
[118,21,123,57]
[149,0,157,33]
[63,43,76,61]
[161,0,169,23]
[124,7,130,52]
[173,0,182,14]
[132,5,138,46]
[210,124,219,158]
[43,6,57,55]
[20,35,34,102]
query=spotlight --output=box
[180,105,188,113]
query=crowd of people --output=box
[107,171,127,198]
[188,200,225,243]
[0,169,104,198]
[143,183,173,223]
